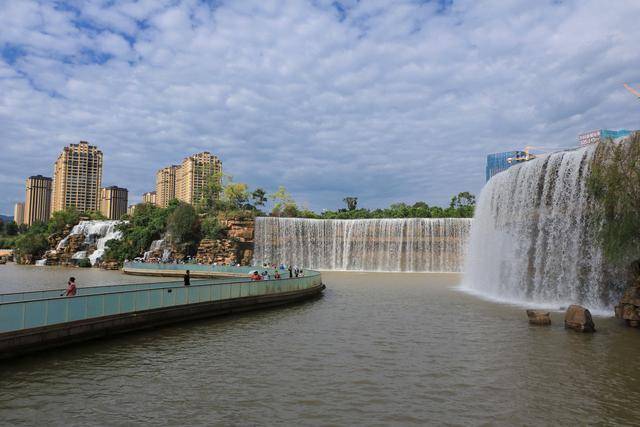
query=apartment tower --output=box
[99,186,128,220]
[155,165,178,208]
[25,175,53,225]
[52,141,103,214]
[13,202,24,225]
[175,152,222,205]
[142,191,157,205]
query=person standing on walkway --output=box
[288,265,293,278]
[184,270,191,286]
[65,277,77,296]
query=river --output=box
[1,267,639,425]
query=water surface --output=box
[1,270,639,425]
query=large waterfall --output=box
[254,217,471,272]
[462,145,623,312]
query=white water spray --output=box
[462,145,622,312]
[254,217,471,272]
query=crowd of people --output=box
[250,263,304,281]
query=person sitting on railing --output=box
[274,270,281,279]
[65,277,77,296]
[250,271,262,281]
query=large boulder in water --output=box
[564,305,596,332]
[615,281,640,327]
[526,310,551,326]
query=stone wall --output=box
[195,219,254,265]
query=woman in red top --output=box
[65,277,77,296]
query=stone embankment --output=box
[195,219,254,266]
[615,280,640,327]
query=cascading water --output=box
[462,145,623,312]
[49,220,124,266]
[254,217,471,272]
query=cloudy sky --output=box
[1,0,639,215]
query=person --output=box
[184,270,191,286]
[274,270,281,279]
[65,277,77,296]
[288,265,293,278]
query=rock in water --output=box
[564,305,596,332]
[526,310,551,326]
[614,281,640,327]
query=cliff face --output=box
[195,219,254,266]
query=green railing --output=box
[0,264,322,334]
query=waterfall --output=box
[54,220,124,266]
[462,145,623,312]
[254,217,472,272]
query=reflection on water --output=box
[0,270,639,425]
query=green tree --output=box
[252,188,268,207]
[224,182,250,210]
[48,207,80,235]
[270,186,298,217]
[343,197,358,211]
[14,223,49,262]
[197,171,224,212]
[201,216,225,240]
[167,203,199,250]
[588,133,640,272]
[4,221,18,236]
[449,192,476,217]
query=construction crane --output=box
[624,83,640,100]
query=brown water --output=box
[1,269,639,425]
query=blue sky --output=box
[1,0,639,215]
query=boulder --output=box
[564,305,596,332]
[615,281,640,328]
[526,310,551,326]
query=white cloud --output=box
[1,0,639,214]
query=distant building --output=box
[52,141,103,214]
[142,191,157,205]
[13,202,24,225]
[578,129,637,146]
[155,165,179,208]
[155,152,222,208]
[127,204,137,216]
[25,175,52,225]
[99,186,128,220]
[486,151,527,181]
[176,152,222,205]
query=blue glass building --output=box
[485,151,527,182]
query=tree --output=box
[449,192,476,217]
[270,186,298,217]
[224,182,250,210]
[14,223,49,262]
[343,197,358,211]
[197,171,224,212]
[588,134,640,272]
[4,221,18,236]
[252,188,268,207]
[48,207,80,235]
[166,203,199,250]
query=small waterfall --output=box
[462,145,623,312]
[52,220,124,266]
[254,217,472,272]
[143,238,172,262]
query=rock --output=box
[564,305,596,332]
[526,310,551,326]
[195,218,255,266]
[615,280,640,328]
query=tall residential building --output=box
[155,165,178,208]
[52,141,103,214]
[127,205,137,216]
[13,202,24,225]
[25,175,52,225]
[175,152,222,205]
[99,186,128,220]
[142,191,157,205]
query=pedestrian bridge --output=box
[0,264,324,358]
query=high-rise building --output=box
[52,141,103,214]
[175,152,222,205]
[13,202,24,225]
[155,165,178,208]
[25,175,52,225]
[127,205,137,216]
[485,151,527,182]
[142,191,157,205]
[99,186,128,220]
[578,129,637,146]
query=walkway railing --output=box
[0,264,322,334]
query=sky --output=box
[1,0,639,215]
